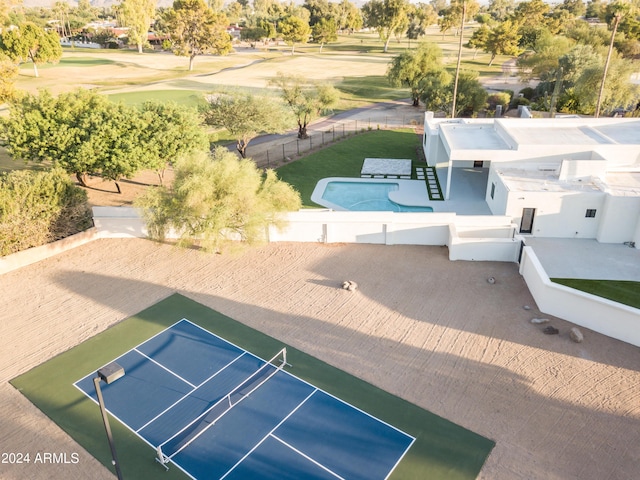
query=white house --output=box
[423,113,640,246]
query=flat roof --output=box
[440,124,510,150]
[496,167,603,193]
[604,172,640,196]
[593,121,640,144]
[505,126,614,146]
[438,118,640,150]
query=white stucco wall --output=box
[485,168,509,216]
[520,246,640,347]
[596,195,640,243]
[505,190,606,238]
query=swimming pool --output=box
[313,179,433,212]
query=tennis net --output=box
[156,347,287,467]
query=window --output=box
[585,209,597,218]
[520,208,535,234]
[490,182,496,200]
[474,160,483,168]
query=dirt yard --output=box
[1,239,639,480]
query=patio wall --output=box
[519,246,640,347]
[92,207,519,262]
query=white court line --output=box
[134,348,198,389]
[73,317,191,382]
[219,388,322,480]
[270,434,344,480]
[135,352,248,434]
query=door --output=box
[520,208,535,234]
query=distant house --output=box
[227,24,242,40]
[423,113,640,246]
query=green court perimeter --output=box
[11,293,494,479]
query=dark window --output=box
[520,208,535,234]
[474,160,483,168]
[585,209,597,218]
[490,182,496,200]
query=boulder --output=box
[543,326,559,335]
[530,318,549,324]
[569,327,584,343]
[523,305,531,310]
[342,280,358,292]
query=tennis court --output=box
[75,319,415,480]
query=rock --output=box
[523,305,531,310]
[342,280,358,292]
[487,276,496,284]
[569,327,584,343]
[543,326,559,335]
[530,318,549,324]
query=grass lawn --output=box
[107,89,209,107]
[276,129,422,207]
[13,27,515,107]
[551,278,640,310]
[11,293,494,480]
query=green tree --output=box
[487,0,515,21]
[2,89,147,193]
[270,72,339,139]
[466,23,490,58]
[202,92,292,158]
[136,148,301,253]
[387,41,442,106]
[140,101,210,183]
[559,0,586,17]
[510,0,550,49]
[0,22,62,77]
[585,0,605,18]
[117,0,156,53]
[485,19,522,65]
[576,53,640,115]
[335,0,362,33]
[453,70,488,116]
[163,0,232,71]
[596,0,634,116]
[241,26,269,45]
[362,0,409,53]
[278,15,311,53]
[406,2,437,42]
[0,167,92,256]
[303,0,335,26]
[311,17,337,52]
[0,51,17,102]
[517,31,575,82]
[419,66,452,113]
[0,0,21,27]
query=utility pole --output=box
[595,10,622,118]
[451,1,467,119]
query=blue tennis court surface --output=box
[75,319,415,480]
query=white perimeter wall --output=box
[92,207,518,262]
[4,208,638,348]
[520,246,640,347]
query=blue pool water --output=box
[321,181,433,212]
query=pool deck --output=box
[311,168,493,215]
[311,177,431,211]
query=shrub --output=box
[510,96,531,108]
[518,87,536,100]
[0,168,92,256]
[487,92,511,112]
